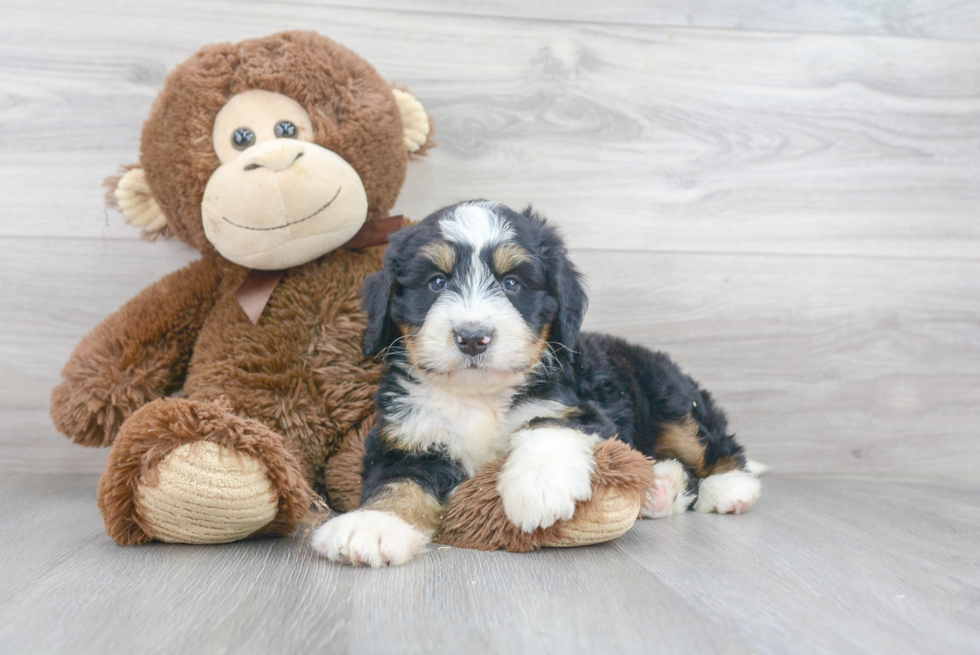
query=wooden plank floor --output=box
[2,473,978,655]
[2,0,979,476]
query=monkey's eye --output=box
[428,274,447,292]
[232,127,256,150]
[275,120,297,138]
[502,276,521,293]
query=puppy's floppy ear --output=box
[551,257,588,364]
[522,205,588,362]
[361,267,398,357]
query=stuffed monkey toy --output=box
[50,31,655,550]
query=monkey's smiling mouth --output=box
[221,186,343,231]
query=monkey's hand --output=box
[50,257,221,447]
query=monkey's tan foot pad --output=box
[539,486,641,547]
[435,439,658,552]
[98,397,314,545]
[135,441,278,544]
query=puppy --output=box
[312,201,761,566]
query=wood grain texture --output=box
[2,473,978,654]
[2,1,979,259]
[614,473,980,655]
[1,3,978,473]
[4,238,978,475]
[320,0,980,41]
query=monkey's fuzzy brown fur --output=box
[50,32,408,543]
[51,31,653,549]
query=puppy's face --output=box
[363,201,586,386]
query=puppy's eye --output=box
[428,274,447,291]
[232,127,256,150]
[275,120,297,138]
[502,276,521,293]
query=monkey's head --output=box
[112,31,431,269]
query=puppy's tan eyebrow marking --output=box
[421,241,457,273]
[492,242,530,275]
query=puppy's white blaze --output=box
[641,459,694,519]
[440,203,512,251]
[311,510,429,567]
[422,203,543,380]
[694,470,761,515]
[498,426,599,533]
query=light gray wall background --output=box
[2,0,978,476]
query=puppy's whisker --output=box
[546,341,578,356]
[543,344,567,375]
[379,334,414,365]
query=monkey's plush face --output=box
[110,31,431,270]
[201,90,369,269]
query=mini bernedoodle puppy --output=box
[312,200,762,566]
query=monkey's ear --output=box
[111,168,168,233]
[391,88,431,154]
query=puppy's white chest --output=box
[392,384,512,475]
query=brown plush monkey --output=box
[50,31,655,549]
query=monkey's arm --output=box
[50,257,222,447]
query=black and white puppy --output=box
[312,201,762,566]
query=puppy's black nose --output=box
[455,328,492,356]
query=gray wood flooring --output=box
[1,1,979,653]
[2,473,979,654]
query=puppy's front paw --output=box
[498,427,598,533]
[311,510,429,567]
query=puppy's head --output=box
[362,201,586,385]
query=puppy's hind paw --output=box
[694,470,761,515]
[641,459,694,519]
[311,510,429,567]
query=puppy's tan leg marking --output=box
[705,456,741,476]
[654,415,707,477]
[311,481,440,567]
[363,480,444,536]
[653,416,760,515]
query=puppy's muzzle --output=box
[455,327,492,356]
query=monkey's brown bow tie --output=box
[235,215,406,325]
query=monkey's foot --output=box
[98,398,314,545]
[135,441,279,543]
[435,439,657,552]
